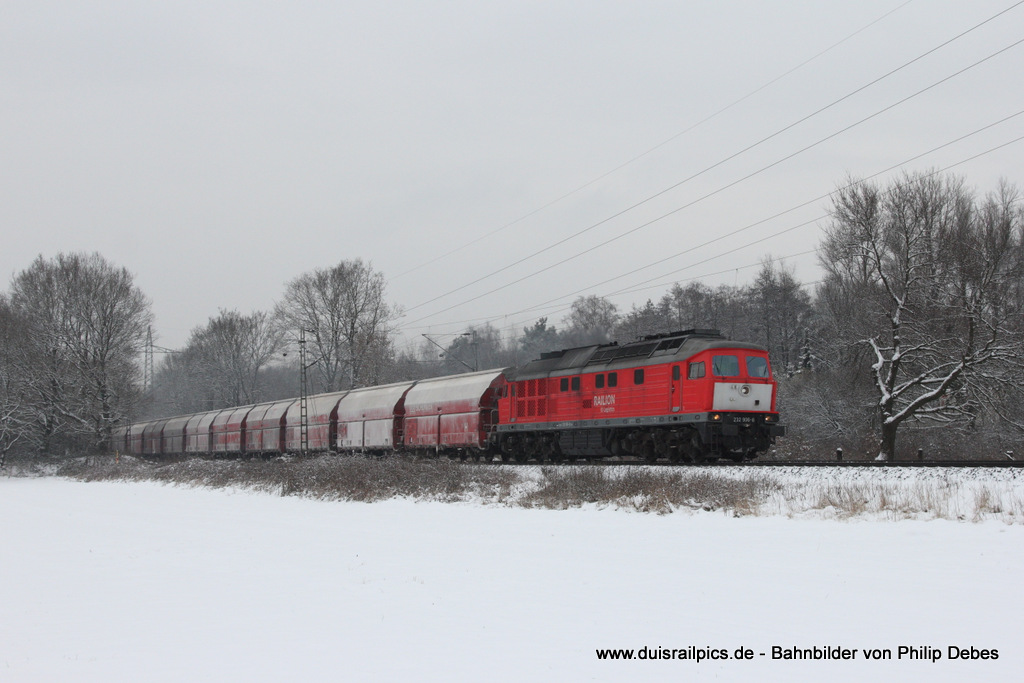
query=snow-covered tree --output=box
[818,172,1024,460]
[0,296,30,464]
[7,253,152,453]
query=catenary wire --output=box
[504,132,1024,330]
[400,36,1024,328]
[399,1,1024,319]
[395,125,1024,351]
[388,0,917,282]
[507,108,1024,316]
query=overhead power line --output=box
[512,108,1024,315]
[401,35,1024,329]
[503,131,1024,330]
[389,0,917,283]
[398,123,1024,343]
[399,1,1024,320]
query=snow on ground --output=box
[695,465,1024,522]
[2,477,1022,682]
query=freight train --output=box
[116,329,785,463]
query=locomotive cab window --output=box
[595,374,605,389]
[560,378,569,392]
[571,376,580,391]
[633,369,644,385]
[688,361,705,379]
[672,365,680,381]
[608,372,618,387]
[746,356,770,378]
[712,355,740,377]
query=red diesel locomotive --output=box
[496,329,783,463]
[117,329,783,463]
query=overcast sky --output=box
[2,0,1022,352]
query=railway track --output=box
[681,459,1023,468]
[491,458,1024,468]
[133,452,1023,468]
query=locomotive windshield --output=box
[746,356,770,378]
[711,355,740,377]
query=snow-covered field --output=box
[2,475,1022,682]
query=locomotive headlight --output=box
[764,414,777,423]
[710,413,722,421]
[739,385,751,396]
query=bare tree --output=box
[658,282,750,339]
[7,253,152,453]
[614,299,667,341]
[746,258,812,374]
[562,295,619,346]
[149,349,206,416]
[659,282,714,330]
[819,172,1024,460]
[0,296,30,465]
[184,310,285,407]
[443,324,516,374]
[276,260,399,390]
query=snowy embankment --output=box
[2,474,1023,682]
[36,455,1024,523]
[514,464,1024,522]
[697,465,1024,522]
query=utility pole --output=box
[144,326,154,396]
[299,328,309,456]
[469,331,479,373]
[296,328,324,456]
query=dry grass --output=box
[53,455,780,515]
[56,455,521,504]
[23,454,1024,522]
[521,466,779,514]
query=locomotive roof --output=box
[507,329,766,380]
[510,344,602,375]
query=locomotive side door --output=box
[569,374,582,424]
[555,374,582,424]
[508,383,518,422]
[671,364,684,412]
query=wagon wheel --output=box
[683,429,706,463]
[498,437,516,463]
[533,438,547,463]
[642,438,658,464]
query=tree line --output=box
[1,171,1021,462]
